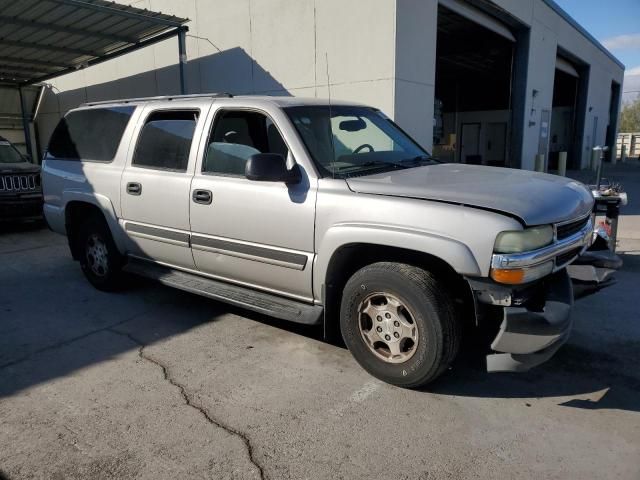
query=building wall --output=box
[491,0,625,169]
[38,0,399,152]
[394,0,438,150]
[38,0,625,171]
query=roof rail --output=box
[82,92,233,106]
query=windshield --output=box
[0,140,26,164]
[285,106,435,178]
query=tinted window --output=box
[132,110,199,171]
[0,140,25,164]
[203,110,289,176]
[47,106,135,161]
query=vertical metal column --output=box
[509,28,531,169]
[177,27,188,95]
[18,86,34,162]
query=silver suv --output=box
[42,94,594,388]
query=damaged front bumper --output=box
[469,270,574,373]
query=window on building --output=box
[132,110,199,171]
[203,110,289,176]
[47,106,135,162]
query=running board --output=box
[124,259,323,325]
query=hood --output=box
[345,163,594,226]
[0,162,40,174]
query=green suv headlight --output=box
[494,225,554,254]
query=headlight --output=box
[494,225,553,254]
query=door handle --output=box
[126,182,142,195]
[192,189,212,205]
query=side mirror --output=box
[245,153,301,184]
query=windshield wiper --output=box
[399,155,434,165]
[336,160,408,172]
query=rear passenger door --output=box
[120,103,209,268]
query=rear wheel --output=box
[340,262,460,388]
[77,216,124,291]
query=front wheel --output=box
[340,262,460,388]
[77,216,124,291]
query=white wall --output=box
[38,0,398,150]
[394,0,438,150]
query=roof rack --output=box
[82,92,233,107]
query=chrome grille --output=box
[556,217,589,240]
[0,173,40,192]
[556,247,582,268]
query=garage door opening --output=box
[548,59,579,170]
[433,3,515,167]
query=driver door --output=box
[189,103,317,301]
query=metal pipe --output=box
[32,85,46,162]
[32,85,46,120]
[595,146,608,189]
[621,144,627,163]
[18,87,33,161]
[590,149,599,171]
[558,151,567,176]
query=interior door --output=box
[189,104,317,301]
[120,103,209,268]
[460,123,480,163]
[485,122,507,166]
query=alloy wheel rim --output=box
[357,292,419,364]
[86,234,109,277]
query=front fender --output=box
[313,222,481,300]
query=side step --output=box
[124,259,323,325]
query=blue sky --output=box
[555,0,640,79]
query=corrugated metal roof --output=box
[0,0,188,86]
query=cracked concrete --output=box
[109,328,266,480]
[1,173,640,479]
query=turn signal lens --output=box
[490,261,554,285]
[490,268,526,284]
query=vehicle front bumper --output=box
[470,270,574,373]
[0,194,44,220]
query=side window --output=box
[132,110,199,171]
[202,110,289,175]
[47,106,135,162]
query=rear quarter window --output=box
[46,106,136,162]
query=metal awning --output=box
[0,0,189,88]
[0,0,189,160]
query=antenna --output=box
[325,52,336,178]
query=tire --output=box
[77,215,124,292]
[340,262,460,388]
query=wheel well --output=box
[65,201,107,261]
[323,244,475,340]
